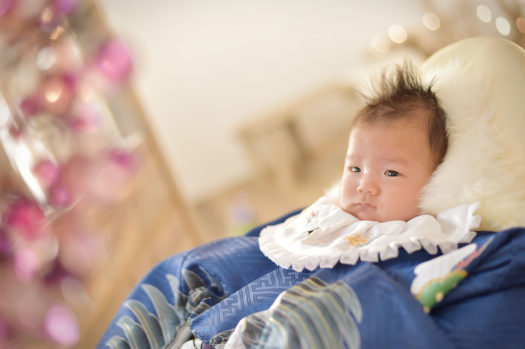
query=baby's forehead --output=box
[350,114,428,135]
[345,152,409,165]
[353,104,430,126]
[347,116,434,156]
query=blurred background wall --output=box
[97,0,525,238]
[98,0,424,203]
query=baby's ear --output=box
[419,37,525,231]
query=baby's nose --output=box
[357,176,379,195]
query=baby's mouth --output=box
[355,202,376,209]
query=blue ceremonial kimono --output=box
[98,209,525,349]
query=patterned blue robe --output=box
[98,209,525,348]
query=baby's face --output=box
[338,118,435,222]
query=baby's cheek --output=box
[338,190,348,210]
[400,197,424,221]
[338,186,353,212]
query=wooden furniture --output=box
[239,84,362,190]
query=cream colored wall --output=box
[98,0,424,203]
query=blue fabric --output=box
[98,211,525,349]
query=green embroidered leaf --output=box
[164,324,193,349]
[116,316,150,349]
[182,269,207,290]
[183,267,226,315]
[142,284,180,343]
[197,265,225,296]
[124,300,163,349]
[105,336,131,349]
[107,268,226,349]
[166,274,189,321]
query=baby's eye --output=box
[385,170,400,177]
[349,166,361,173]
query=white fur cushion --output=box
[419,37,525,230]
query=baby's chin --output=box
[341,204,419,222]
[342,205,382,222]
[353,210,385,222]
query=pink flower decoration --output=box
[109,148,137,170]
[67,103,101,133]
[56,155,91,203]
[60,232,97,276]
[5,198,47,240]
[20,95,42,117]
[0,0,15,18]
[89,150,136,203]
[95,39,133,83]
[48,183,72,207]
[13,248,40,282]
[54,0,80,14]
[44,305,79,346]
[33,159,60,188]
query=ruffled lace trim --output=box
[259,196,480,272]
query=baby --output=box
[338,62,448,222]
[260,61,479,272]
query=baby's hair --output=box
[353,61,448,167]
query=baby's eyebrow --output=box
[381,157,408,165]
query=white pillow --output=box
[419,37,525,230]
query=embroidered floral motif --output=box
[343,233,369,247]
[305,210,319,235]
[411,237,493,313]
[416,270,467,313]
[105,266,226,349]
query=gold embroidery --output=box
[343,234,369,247]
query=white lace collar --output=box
[259,196,480,272]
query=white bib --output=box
[259,196,480,272]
